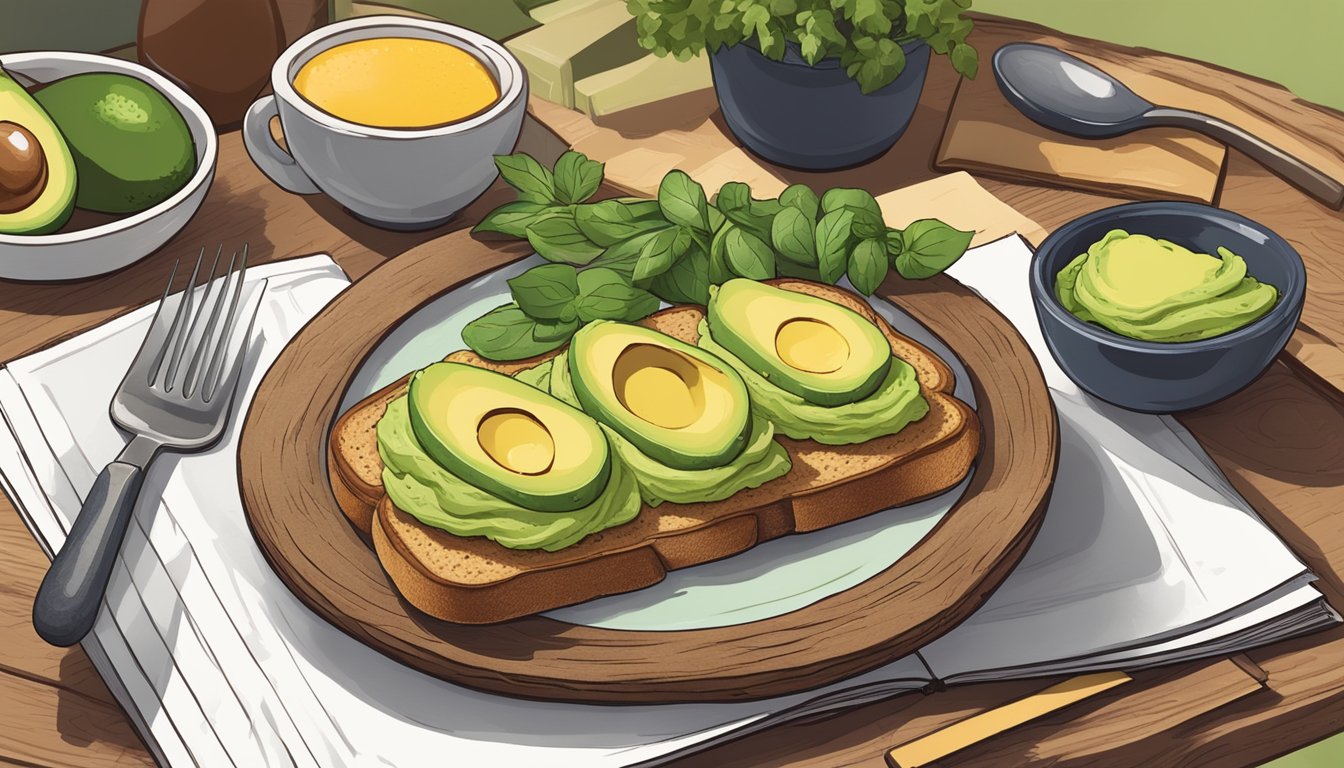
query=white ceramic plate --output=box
[339,257,980,631]
[0,52,216,282]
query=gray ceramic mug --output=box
[243,16,526,230]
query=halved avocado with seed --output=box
[567,322,751,471]
[707,279,891,406]
[407,362,610,512]
[0,65,76,235]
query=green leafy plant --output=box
[625,0,977,94]
[466,151,972,361]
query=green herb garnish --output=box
[625,0,978,94]
[465,151,972,361]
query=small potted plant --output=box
[626,0,978,170]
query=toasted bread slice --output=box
[329,280,979,623]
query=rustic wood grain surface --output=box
[3,11,1344,768]
[236,223,1051,702]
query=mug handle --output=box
[243,95,321,195]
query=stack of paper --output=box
[0,240,1334,768]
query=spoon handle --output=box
[1144,107,1344,208]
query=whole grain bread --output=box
[328,280,980,623]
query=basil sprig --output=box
[465,151,972,361]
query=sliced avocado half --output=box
[0,65,75,235]
[706,279,892,407]
[407,362,611,513]
[568,321,751,471]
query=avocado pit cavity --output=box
[613,344,706,430]
[775,318,848,374]
[476,408,555,476]
[0,121,47,214]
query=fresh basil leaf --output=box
[896,219,973,279]
[650,245,711,305]
[592,226,668,277]
[749,197,783,218]
[778,183,820,219]
[771,206,817,266]
[525,210,605,265]
[847,238,889,295]
[576,267,660,321]
[473,201,557,238]
[776,259,824,281]
[708,223,736,284]
[715,182,752,215]
[707,205,726,232]
[951,41,979,79]
[461,304,566,361]
[532,316,580,343]
[658,171,711,232]
[821,187,884,238]
[815,209,855,283]
[553,151,605,204]
[724,227,776,280]
[633,225,693,282]
[506,263,579,320]
[884,228,904,258]
[494,154,556,204]
[574,199,664,247]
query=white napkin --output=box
[0,241,1328,768]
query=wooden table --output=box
[3,14,1344,768]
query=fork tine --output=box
[202,244,250,403]
[183,246,240,398]
[164,244,222,391]
[149,248,203,387]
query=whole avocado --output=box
[34,73,195,214]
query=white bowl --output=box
[0,52,217,282]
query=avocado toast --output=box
[329,279,980,624]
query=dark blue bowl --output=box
[1029,201,1306,413]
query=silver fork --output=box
[33,245,266,647]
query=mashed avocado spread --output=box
[547,356,792,506]
[697,320,929,445]
[1055,230,1278,343]
[377,394,641,552]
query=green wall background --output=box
[973,0,1344,112]
[2,0,1342,765]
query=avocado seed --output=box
[0,121,48,214]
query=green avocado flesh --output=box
[379,396,641,551]
[566,321,752,471]
[699,319,929,445]
[34,73,195,214]
[549,355,791,506]
[1055,230,1278,343]
[0,67,75,234]
[706,280,892,407]
[407,362,611,512]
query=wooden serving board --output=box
[237,228,1057,703]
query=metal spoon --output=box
[992,43,1344,209]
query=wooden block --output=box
[529,0,607,24]
[939,658,1269,767]
[936,67,1226,203]
[885,672,1131,767]
[574,53,712,118]
[505,0,644,109]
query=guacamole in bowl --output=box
[1029,202,1305,413]
[1054,229,1279,343]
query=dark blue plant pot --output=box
[709,39,930,171]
